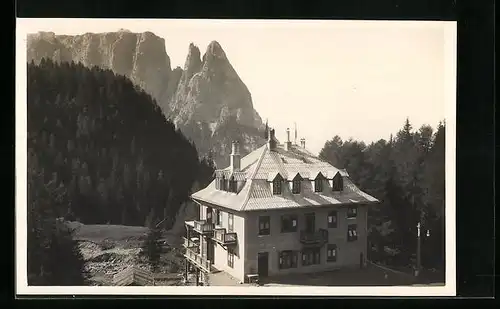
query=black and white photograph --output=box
[16,19,456,296]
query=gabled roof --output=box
[215,170,246,181]
[327,169,349,179]
[287,172,304,181]
[267,171,284,182]
[191,142,378,212]
[310,171,326,180]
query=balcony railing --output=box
[300,228,329,246]
[213,228,237,246]
[184,247,212,273]
[183,237,199,250]
[193,220,215,234]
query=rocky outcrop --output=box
[27,30,173,111]
[27,31,266,166]
[170,41,263,129]
[169,41,265,166]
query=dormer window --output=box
[269,172,284,195]
[332,172,343,192]
[314,178,323,192]
[273,178,282,195]
[229,176,237,193]
[312,172,325,193]
[289,173,303,194]
[220,175,226,191]
[292,179,301,194]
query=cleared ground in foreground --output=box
[67,221,185,286]
[67,222,444,287]
[208,264,444,287]
[264,266,416,286]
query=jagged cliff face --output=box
[170,41,262,129]
[27,31,265,167]
[27,31,173,111]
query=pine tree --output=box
[318,119,445,272]
[142,225,163,272]
[27,162,88,286]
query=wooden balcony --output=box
[213,228,237,246]
[184,247,212,273]
[300,228,329,247]
[183,237,200,252]
[193,220,215,234]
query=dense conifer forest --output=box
[25,58,445,285]
[27,59,215,284]
[319,119,445,272]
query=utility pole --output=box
[416,221,421,277]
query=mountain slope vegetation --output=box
[27,59,215,227]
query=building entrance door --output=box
[257,252,269,278]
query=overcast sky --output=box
[18,19,456,154]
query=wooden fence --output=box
[113,266,154,286]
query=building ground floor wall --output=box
[244,238,367,280]
[211,241,245,282]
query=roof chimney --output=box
[268,128,277,151]
[300,138,306,148]
[230,140,241,171]
[284,128,292,151]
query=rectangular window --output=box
[292,179,301,194]
[220,176,226,191]
[327,211,338,228]
[227,247,235,268]
[332,174,343,191]
[258,216,270,235]
[301,248,321,266]
[327,244,337,262]
[279,250,298,269]
[273,179,282,195]
[347,207,357,219]
[228,213,234,232]
[229,177,237,193]
[314,179,323,192]
[347,224,358,242]
[281,214,298,233]
[214,209,221,226]
[206,207,213,222]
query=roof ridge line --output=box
[240,145,268,211]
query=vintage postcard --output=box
[16,18,457,296]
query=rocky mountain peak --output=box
[183,43,202,78]
[27,31,265,166]
[27,30,174,112]
[204,40,226,60]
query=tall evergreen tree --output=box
[142,225,163,272]
[319,118,446,271]
[27,153,88,285]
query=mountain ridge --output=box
[27,30,266,166]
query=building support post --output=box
[185,261,189,282]
[195,268,200,286]
[415,222,421,277]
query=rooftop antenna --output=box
[294,122,298,145]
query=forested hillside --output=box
[320,119,445,272]
[27,59,217,285]
[27,59,215,228]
